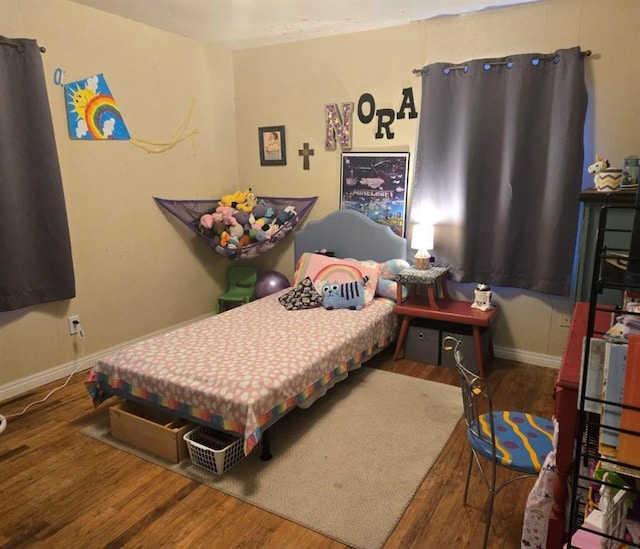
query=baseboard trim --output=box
[1,323,561,403]
[494,345,561,369]
[0,313,211,404]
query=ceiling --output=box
[67,0,540,50]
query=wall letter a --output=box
[396,87,418,120]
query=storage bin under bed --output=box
[109,401,193,463]
[184,425,246,475]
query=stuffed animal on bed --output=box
[321,276,369,310]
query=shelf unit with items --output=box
[567,202,640,548]
[575,189,637,305]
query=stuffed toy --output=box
[233,210,250,227]
[219,189,250,208]
[274,205,297,226]
[215,205,237,226]
[236,190,258,213]
[239,234,252,247]
[252,217,267,230]
[226,235,240,250]
[255,228,270,242]
[252,202,274,220]
[249,208,280,235]
[196,214,216,238]
[255,222,279,242]
[199,213,215,230]
[321,276,369,311]
[211,220,225,236]
[227,222,244,240]
[218,191,238,208]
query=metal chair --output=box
[216,265,258,313]
[442,336,555,549]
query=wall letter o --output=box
[358,93,375,124]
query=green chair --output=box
[216,265,258,313]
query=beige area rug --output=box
[82,367,462,549]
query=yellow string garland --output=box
[129,100,199,154]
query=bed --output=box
[86,209,408,458]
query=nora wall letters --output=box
[325,87,418,150]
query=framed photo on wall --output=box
[340,152,409,237]
[258,125,286,166]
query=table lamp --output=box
[411,224,434,269]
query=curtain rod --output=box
[412,49,591,75]
[0,35,46,53]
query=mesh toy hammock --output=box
[154,195,318,261]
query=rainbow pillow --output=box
[293,253,380,303]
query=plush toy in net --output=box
[154,195,317,261]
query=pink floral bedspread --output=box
[86,291,396,454]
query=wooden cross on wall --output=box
[298,142,314,170]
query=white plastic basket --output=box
[183,425,245,475]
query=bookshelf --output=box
[567,202,640,548]
[576,189,636,304]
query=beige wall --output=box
[1,0,639,395]
[0,0,238,391]
[232,0,640,363]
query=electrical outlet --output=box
[560,314,571,327]
[68,315,80,335]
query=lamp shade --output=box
[411,224,434,252]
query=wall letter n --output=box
[324,103,354,150]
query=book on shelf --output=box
[600,341,628,448]
[580,337,607,414]
[598,456,640,480]
[598,440,618,461]
[617,334,640,468]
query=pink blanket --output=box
[87,291,396,454]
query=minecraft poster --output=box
[340,152,409,237]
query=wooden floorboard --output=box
[0,346,557,548]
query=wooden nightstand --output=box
[392,266,499,376]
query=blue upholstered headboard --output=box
[294,209,408,264]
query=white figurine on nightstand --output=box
[471,283,494,312]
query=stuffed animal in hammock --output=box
[321,276,369,310]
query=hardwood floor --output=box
[0,347,558,548]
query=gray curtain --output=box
[0,38,75,311]
[411,46,587,296]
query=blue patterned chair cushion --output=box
[468,412,554,474]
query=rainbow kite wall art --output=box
[64,74,130,140]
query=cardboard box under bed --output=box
[109,401,193,463]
